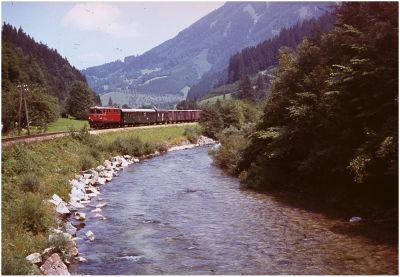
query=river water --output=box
[70,147,397,275]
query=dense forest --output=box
[227,12,335,83]
[200,2,398,225]
[1,23,100,132]
[188,11,335,101]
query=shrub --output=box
[2,255,34,275]
[79,156,95,171]
[212,126,250,175]
[155,141,168,153]
[68,125,96,146]
[184,126,202,143]
[20,173,40,192]
[13,193,53,234]
[89,147,102,161]
[143,141,156,155]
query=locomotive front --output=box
[88,107,121,128]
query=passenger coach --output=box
[88,107,201,129]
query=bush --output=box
[68,125,96,146]
[143,141,156,155]
[79,155,95,171]
[20,173,40,192]
[13,193,52,234]
[184,126,202,143]
[212,126,249,175]
[2,255,35,275]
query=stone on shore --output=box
[95,165,105,172]
[40,253,70,275]
[93,213,106,220]
[91,207,102,213]
[41,247,56,261]
[96,177,106,186]
[56,202,70,215]
[96,202,107,208]
[69,201,85,209]
[85,230,95,241]
[48,194,64,206]
[26,253,42,264]
[64,222,77,236]
[74,212,86,221]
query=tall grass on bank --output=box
[2,124,194,274]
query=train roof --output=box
[121,108,156,112]
[90,106,120,109]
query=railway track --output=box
[2,122,197,148]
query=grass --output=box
[2,117,88,138]
[199,93,233,105]
[46,118,88,132]
[2,124,194,274]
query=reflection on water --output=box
[70,147,398,275]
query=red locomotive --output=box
[88,107,201,129]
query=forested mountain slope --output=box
[2,23,99,131]
[188,11,335,100]
[83,2,331,107]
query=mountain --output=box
[83,2,333,107]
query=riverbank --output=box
[1,124,208,274]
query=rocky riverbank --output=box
[24,136,216,274]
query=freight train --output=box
[88,107,201,129]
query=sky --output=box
[1,1,224,70]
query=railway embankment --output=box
[2,124,215,275]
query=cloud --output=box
[62,3,140,38]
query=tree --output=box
[176,99,198,110]
[108,96,113,107]
[27,87,60,130]
[67,81,94,120]
[238,75,254,100]
[238,2,398,216]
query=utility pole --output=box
[17,84,30,135]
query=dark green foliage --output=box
[176,99,199,110]
[238,2,398,216]
[1,23,97,132]
[21,174,40,193]
[227,12,335,84]
[67,81,95,120]
[238,75,254,100]
[199,99,261,139]
[211,125,253,175]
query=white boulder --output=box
[64,222,77,236]
[74,212,86,221]
[94,213,106,220]
[85,231,95,241]
[91,208,102,213]
[56,202,70,215]
[26,253,42,264]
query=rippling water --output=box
[70,147,398,275]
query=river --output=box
[70,147,398,275]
